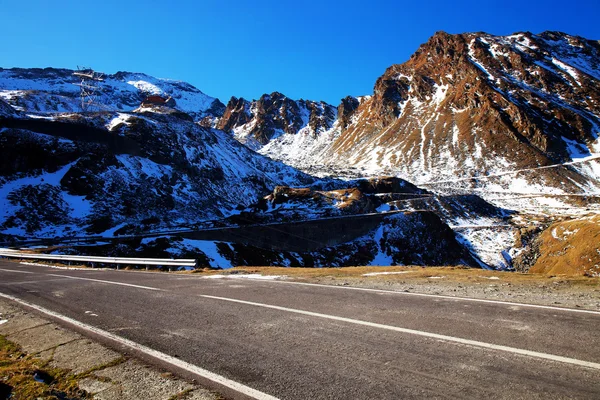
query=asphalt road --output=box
[1,260,600,399]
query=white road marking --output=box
[255,279,600,316]
[0,292,279,400]
[4,263,599,315]
[0,268,34,274]
[0,278,75,286]
[200,294,600,371]
[46,274,163,291]
[362,271,411,277]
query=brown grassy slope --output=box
[529,215,600,276]
[227,265,593,281]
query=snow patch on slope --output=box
[0,68,219,117]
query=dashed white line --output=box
[3,264,599,315]
[0,268,34,274]
[46,274,163,291]
[200,294,600,371]
[0,292,279,400]
[0,278,75,286]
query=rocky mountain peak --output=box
[251,31,600,205]
[347,30,600,164]
[215,91,337,150]
[337,96,360,129]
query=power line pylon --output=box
[73,66,104,112]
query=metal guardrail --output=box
[0,248,196,267]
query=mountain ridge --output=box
[215,30,600,205]
[0,67,226,119]
[2,30,600,271]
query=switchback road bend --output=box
[1,260,599,399]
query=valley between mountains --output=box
[1,30,599,275]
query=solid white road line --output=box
[4,262,599,315]
[250,279,600,316]
[200,294,600,371]
[46,274,163,291]
[0,268,34,274]
[0,292,279,400]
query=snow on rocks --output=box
[204,274,286,280]
[0,68,222,119]
[362,271,411,277]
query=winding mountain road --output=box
[1,260,599,399]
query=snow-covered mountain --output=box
[1,83,480,268]
[205,92,337,151]
[0,68,225,119]
[0,105,316,238]
[218,32,600,204]
[3,31,599,271]
[0,98,18,117]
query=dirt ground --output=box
[208,266,600,311]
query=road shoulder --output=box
[0,297,221,400]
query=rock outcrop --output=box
[237,31,600,197]
[0,109,315,237]
[215,92,337,149]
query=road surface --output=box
[1,260,599,399]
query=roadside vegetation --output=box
[205,265,600,284]
[196,265,600,310]
[0,335,88,399]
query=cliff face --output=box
[337,31,599,163]
[214,92,337,149]
[245,31,600,196]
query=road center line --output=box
[4,264,598,315]
[46,274,163,291]
[0,278,78,286]
[249,279,600,315]
[0,268,34,274]
[0,292,279,400]
[200,294,600,371]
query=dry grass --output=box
[205,265,600,288]
[530,215,600,276]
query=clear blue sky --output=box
[2,0,599,105]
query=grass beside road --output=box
[0,335,88,399]
[8,258,600,289]
[198,266,600,310]
[210,265,600,286]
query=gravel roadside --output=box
[0,298,223,400]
